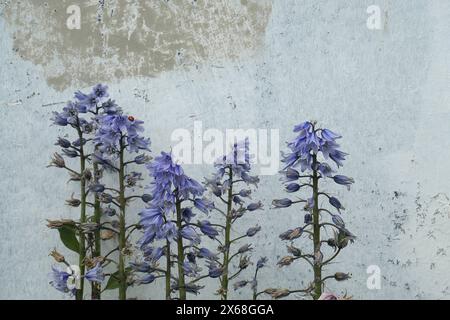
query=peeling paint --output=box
[2,0,272,91]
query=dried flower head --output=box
[48,152,65,168]
[269,288,290,299]
[49,249,65,263]
[277,256,295,268]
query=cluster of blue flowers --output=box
[273,121,355,299]
[136,152,216,294]
[202,139,264,299]
[95,114,150,157]
[282,121,351,177]
[212,139,260,188]
[49,85,357,300]
[48,84,152,299]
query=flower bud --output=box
[208,264,223,278]
[272,198,292,208]
[141,194,153,203]
[332,175,355,190]
[334,272,351,281]
[332,214,345,228]
[72,138,87,147]
[238,244,252,254]
[239,189,252,198]
[284,167,300,181]
[233,280,248,291]
[329,196,345,211]
[89,184,105,193]
[135,154,151,164]
[246,225,261,237]
[233,196,244,205]
[285,183,301,193]
[55,137,71,148]
[304,213,312,224]
[62,148,78,158]
[247,201,263,211]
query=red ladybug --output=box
[128,116,135,121]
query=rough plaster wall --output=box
[0,0,449,299]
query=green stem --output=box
[252,269,259,300]
[76,127,86,301]
[165,240,171,300]
[220,167,233,300]
[118,140,127,300]
[91,162,102,300]
[312,154,322,300]
[175,197,186,300]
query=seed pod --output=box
[55,137,71,148]
[287,245,302,257]
[277,256,295,267]
[65,194,81,207]
[49,249,65,263]
[239,255,251,270]
[46,219,75,229]
[287,227,303,240]
[270,289,290,299]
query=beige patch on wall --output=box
[2,0,272,91]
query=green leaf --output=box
[104,271,120,291]
[58,226,80,253]
[104,268,132,291]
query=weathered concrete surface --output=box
[2,0,271,91]
[0,0,450,299]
